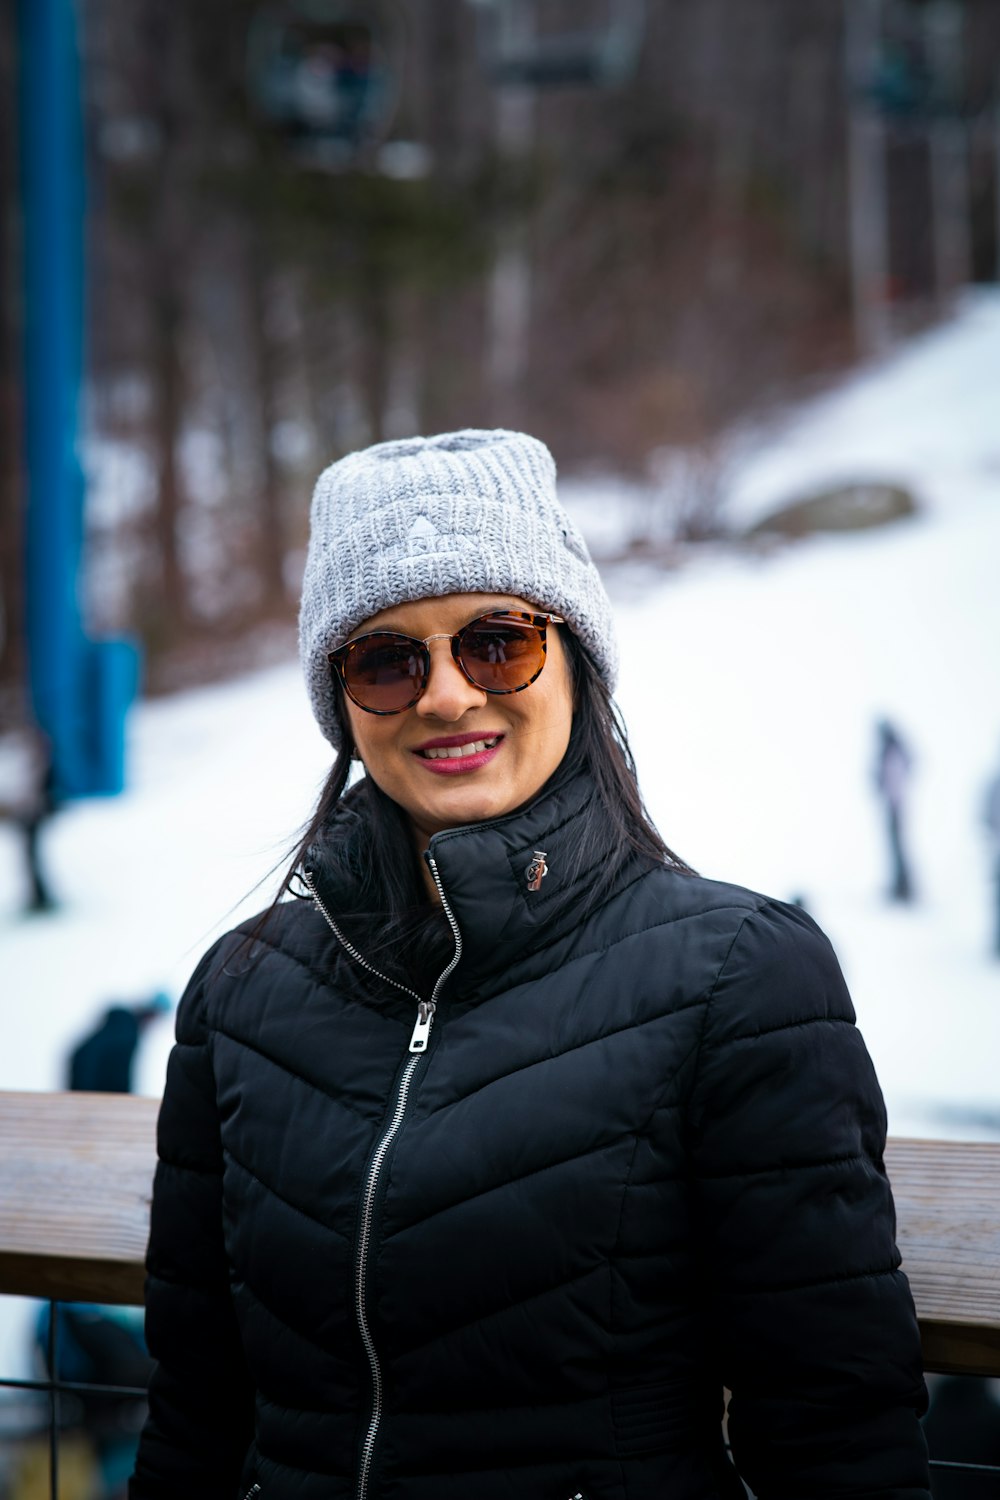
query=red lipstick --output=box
[414,731,503,751]
[412,731,505,776]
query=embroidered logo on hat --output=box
[406,515,438,553]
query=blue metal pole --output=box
[18,0,87,797]
[17,0,138,798]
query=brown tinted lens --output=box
[458,614,546,693]
[343,634,425,711]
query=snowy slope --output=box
[1,292,998,1372]
[727,287,1000,528]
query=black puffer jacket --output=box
[131,771,930,1500]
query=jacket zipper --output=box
[302,859,462,1500]
[241,1485,261,1500]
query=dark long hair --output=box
[252,631,693,988]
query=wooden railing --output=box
[1,1091,999,1376]
[0,1091,157,1306]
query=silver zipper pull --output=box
[409,999,435,1053]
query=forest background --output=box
[2,0,1000,710]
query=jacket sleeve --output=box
[130,938,255,1500]
[686,900,930,1500]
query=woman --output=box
[130,430,930,1500]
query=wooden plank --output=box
[0,1090,158,1304]
[886,1138,1000,1377]
[0,1095,998,1377]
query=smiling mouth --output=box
[416,735,503,761]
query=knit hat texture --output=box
[299,428,618,746]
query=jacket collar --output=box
[425,767,614,994]
[307,766,643,999]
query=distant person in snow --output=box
[21,736,60,912]
[0,728,60,913]
[67,994,171,1094]
[131,431,931,1500]
[984,754,1000,956]
[875,718,915,902]
[36,995,170,1495]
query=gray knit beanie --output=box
[299,428,619,746]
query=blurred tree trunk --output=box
[143,0,193,630]
[358,257,390,444]
[245,229,288,609]
[300,293,341,461]
[148,261,187,626]
[416,0,470,435]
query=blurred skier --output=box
[875,718,915,902]
[21,739,60,912]
[33,994,171,1495]
[984,756,1000,957]
[67,994,170,1094]
[0,728,60,913]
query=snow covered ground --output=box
[727,287,1000,531]
[1,290,998,1375]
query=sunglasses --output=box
[328,610,564,715]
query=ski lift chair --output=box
[470,0,646,88]
[246,0,403,165]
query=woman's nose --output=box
[414,641,487,722]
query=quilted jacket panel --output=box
[130,772,929,1500]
